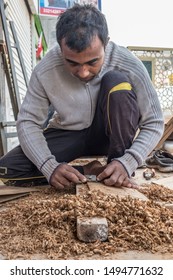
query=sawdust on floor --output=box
[1,157,173,260]
[0,184,173,260]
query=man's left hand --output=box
[96,160,137,188]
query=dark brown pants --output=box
[0,70,140,186]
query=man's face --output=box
[61,36,105,82]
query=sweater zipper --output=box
[85,83,92,125]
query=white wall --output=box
[27,0,38,14]
[102,0,173,48]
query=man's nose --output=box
[77,65,90,78]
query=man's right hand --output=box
[50,163,87,189]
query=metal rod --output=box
[10,20,29,87]
[0,0,21,111]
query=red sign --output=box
[39,6,66,16]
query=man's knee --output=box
[99,70,135,105]
[99,70,139,135]
[101,70,130,88]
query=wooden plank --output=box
[0,185,50,196]
[0,185,50,204]
[155,116,173,150]
[0,193,29,203]
[151,177,173,190]
[79,181,148,201]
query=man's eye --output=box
[69,62,78,66]
[87,61,98,66]
[67,60,98,67]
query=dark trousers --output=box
[0,70,140,186]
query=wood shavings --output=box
[0,187,173,259]
[139,183,173,203]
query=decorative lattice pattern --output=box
[129,47,173,114]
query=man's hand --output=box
[50,163,87,189]
[96,160,137,188]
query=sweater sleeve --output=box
[116,59,164,176]
[16,69,60,182]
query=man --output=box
[0,4,164,189]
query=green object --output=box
[34,14,48,55]
[142,60,152,80]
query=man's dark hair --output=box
[56,4,109,52]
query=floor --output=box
[0,158,173,260]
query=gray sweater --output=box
[17,41,164,182]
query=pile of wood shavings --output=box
[139,183,173,202]
[0,188,173,259]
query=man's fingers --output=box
[51,181,65,190]
[122,178,139,189]
[103,176,138,189]
[65,165,87,183]
[97,161,134,188]
[104,174,128,187]
[121,178,132,188]
[103,173,119,186]
[57,174,75,187]
[97,166,113,182]
[64,170,86,184]
[50,163,87,189]
[51,162,137,190]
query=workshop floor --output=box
[0,160,173,260]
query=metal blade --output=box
[85,175,97,182]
